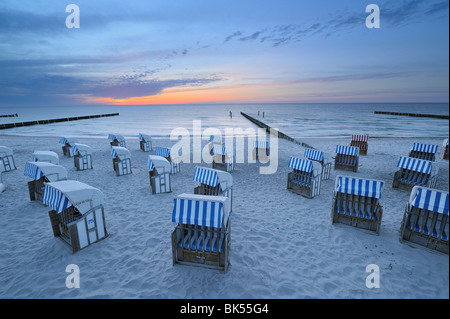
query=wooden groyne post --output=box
[0,113,119,130]
[374,111,448,120]
[240,112,315,149]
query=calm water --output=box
[0,103,448,139]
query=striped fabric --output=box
[336,176,383,199]
[410,187,449,215]
[210,135,222,143]
[254,141,269,149]
[397,156,432,174]
[193,166,220,187]
[304,148,323,162]
[24,162,44,180]
[72,143,92,156]
[155,147,170,158]
[59,137,76,145]
[411,143,438,154]
[288,157,313,173]
[42,184,72,214]
[178,229,226,252]
[139,133,151,141]
[172,196,224,228]
[351,135,369,142]
[111,146,131,160]
[336,145,359,156]
[212,145,227,156]
[108,134,125,142]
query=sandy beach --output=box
[0,134,448,299]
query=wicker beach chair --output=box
[304,148,332,180]
[252,141,270,162]
[0,146,17,172]
[171,193,231,272]
[331,175,384,234]
[108,134,126,148]
[59,137,77,157]
[350,135,369,155]
[286,157,322,199]
[155,147,180,174]
[139,133,152,152]
[334,145,359,172]
[72,143,93,171]
[399,186,448,254]
[211,144,234,172]
[208,135,222,155]
[392,156,439,190]
[24,161,68,201]
[32,151,59,164]
[147,155,171,194]
[193,166,233,202]
[408,143,439,161]
[440,138,449,160]
[111,146,132,176]
[43,180,108,253]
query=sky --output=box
[0,0,448,106]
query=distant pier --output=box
[374,111,448,120]
[0,113,119,130]
[240,112,315,149]
[0,113,18,118]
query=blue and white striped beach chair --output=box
[72,143,93,170]
[335,145,359,172]
[24,161,68,201]
[408,143,439,161]
[193,166,233,206]
[0,146,16,172]
[147,155,171,194]
[111,146,132,176]
[440,138,449,160]
[350,135,369,155]
[331,175,384,234]
[392,156,439,190]
[287,157,322,198]
[252,140,270,162]
[304,148,332,180]
[155,147,180,174]
[43,180,108,253]
[108,134,126,148]
[59,137,77,157]
[171,193,231,272]
[33,151,59,164]
[211,144,234,172]
[400,186,449,254]
[139,133,152,152]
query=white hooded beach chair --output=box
[171,193,231,272]
[193,166,233,204]
[211,145,234,172]
[72,143,93,171]
[440,138,449,160]
[408,143,439,162]
[208,135,222,154]
[24,161,68,201]
[287,157,322,199]
[252,141,269,161]
[399,186,448,254]
[304,148,332,180]
[0,146,17,172]
[111,146,132,176]
[108,134,126,148]
[147,155,171,194]
[392,156,439,190]
[43,180,108,253]
[335,145,359,172]
[331,176,384,234]
[33,151,59,164]
[350,135,369,155]
[59,137,77,157]
[155,147,180,174]
[139,133,153,152]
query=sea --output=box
[0,103,448,139]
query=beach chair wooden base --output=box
[408,150,435,162]
[321,162,332,180]
[74,154,92,171]
[334,155,358,172]
[392,170,437,191]
[48,205,108,253]
[62,145,74,157]
[399,205,448,254]
[113,158,132,176]
[287,171,321,199]
[171,221,231,273]
[1,155,17,172]
[149,171,171,194]
[28,178,46,202]
[331,192,383,234]
[351,141,368,155]
[140,140,152,152]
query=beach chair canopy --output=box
[336,145,359,156]
[0,146,13,157]
[351,135,369,142]
[210,135,222,143]
[24,161,68,182]
[212,145,228,156]
[411,143,439,154]
[409,186,449,215]
[193,166,233,190]
[33,151,59,164]
[111,146,131,160]
[254,141,269,149]
[397,156,438,175]
[72,143,92,156]
[147,155,171,174]
[288,156,321,174]
[139,133,152,142]
[42,180,104,215]
[155,147,171,158]
[59,137,77,145]
[335,175,384,199]
[172,193,229,228]
[108,134,125,142]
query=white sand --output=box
[0,134,448,299]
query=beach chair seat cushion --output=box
[177,227,227,253]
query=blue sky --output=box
[0,0,448,106]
